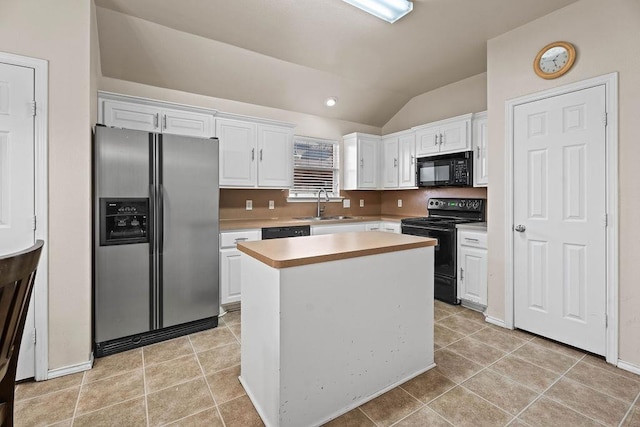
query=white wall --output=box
[0,0,92,370]
[382,73,487,134]
[487,0,640,366]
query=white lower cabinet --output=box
[311,223,368,235]
[457,229,488,307]
[366,222,400,233]
[220,229,261,304]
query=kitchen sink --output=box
[293,216,356,221]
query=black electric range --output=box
[401,198,485,305]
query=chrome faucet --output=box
[316,188,330,218]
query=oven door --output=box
[417,158,453,187]
[401,224,456,277]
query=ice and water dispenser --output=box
[99,198,149,246]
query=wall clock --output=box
[533,41,576,79]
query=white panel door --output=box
[513,85,607,355]
[217,118,257,187]
[257,124,293,188]
[161,108,213,138]
[458,246,487,305]
[473,113,489,187]
[102,99,160,132]
[398,133,416,188]
[220,249,242,304]
[381,137,398,188]
[415,125,439,156]
[357,138,378,189]
[0,62,36,379]
[440,119,470,153]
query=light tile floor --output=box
[14,302,640,426]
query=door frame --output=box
[0,51,49,380]
[504,72,619,364]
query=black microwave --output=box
[416,151,473,187]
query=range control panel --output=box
[428,198,484,212]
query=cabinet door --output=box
[161,108,214,138]
[365,222,382,231]
[380,222,401,233]
[415,125,440,156]
[458,246,487,306]
[398,133,416,188]
[440,119,470,154]
[473,115,488,187]
[220,249,242,304]
[381,137,399,188]
[217,119,257,187]
[102,100,160,132]
[358,138,378,189]
[257,124,293,188]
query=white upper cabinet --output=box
[472,111,488,187]
[217,118,257,187]
[380,130,416,189]
[99,95,214,138]
[217,117,294,188]
[414,114,472,157]
[381,136,399,188]
[398,132,416,188]
[257,124,293,188]
[343,133,380,190]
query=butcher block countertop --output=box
[236,231,437,268]
[220,215,407,231]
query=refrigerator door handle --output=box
[158,184,164,253]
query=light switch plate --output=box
[246,200,253,210]
[397,199,403,208]
[343,199,350,208]
[359,199,365,208]
[268,200,275,209]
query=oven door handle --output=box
[401,225,452,232]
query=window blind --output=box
[291,136,339,196]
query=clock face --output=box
[539,46,569,74]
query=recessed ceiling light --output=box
[342,0,413,24]
[325,97,337,107]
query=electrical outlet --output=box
[268,200,275,209]
[343,199,350,208]
[359,199,365,208]
[397,199,403,208]
[246,200,253,210]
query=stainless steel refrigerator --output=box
[93,126,219,357]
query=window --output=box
[288,136,340,199]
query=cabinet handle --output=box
[360,158,364,167]
[260,148,263,161]
[411,155,415,165]
[251,148,255,161]
[464,237,480,242]
[440,133,444,145]
[476,146,480,159]
[434,135,438,146]
[234,237,248,243]
[460,268,464,281]
[394,158,398,167]
[154,113,159,128]
[162,114,167,130]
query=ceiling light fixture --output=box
[342,0,413,24]
[325,97,338,107]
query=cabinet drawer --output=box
[220,230,261,248]
[458,230,487,249]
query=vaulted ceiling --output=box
[95,0,578,127]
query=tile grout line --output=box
[69,370,86,426]
[142,348,150,427]
[618,391,640,427]
[356,406,383,427]
[188,334,228,427]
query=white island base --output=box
[238,232,435,427]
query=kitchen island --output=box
[237,231,437,427]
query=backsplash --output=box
[220,187,487,220]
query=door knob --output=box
[515,224,526,232]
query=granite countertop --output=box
[456,222,487,231]
[220,215,410,231]
[236,231,437,268]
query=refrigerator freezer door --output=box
[160,134,219,327]
[94,127,152,342]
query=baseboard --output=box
[617,360,640,376]
[460,300,486,313]
[485,316,507,328]
[47,356,94,380]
